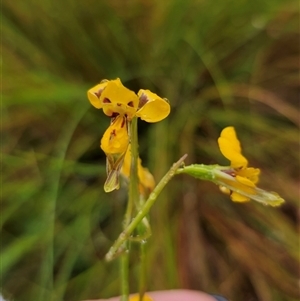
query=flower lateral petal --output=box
[87,80,109,109]
[136,89,170,122]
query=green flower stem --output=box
[136,216,150,300]
[139,242,146,301]
[120,243,130,301]
[120,117,140,301]
[129,117,140,212]
[105,154,188,262]
[124,117,139,227]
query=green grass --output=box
[2,0,299,300]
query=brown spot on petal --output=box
[121,117,126,128]
[109,130,116,141]
[138,93,149,109]
[94,90,102,98]
[111,112,119,118]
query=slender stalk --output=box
[138,242,146,301]
[120,244,130,301]
[124,117,139,227]
[105,154,188,261]
[120,117,140,301]
[129,117,140,213]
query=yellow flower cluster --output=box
[87,78,170,192]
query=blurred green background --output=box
[2,0,299,300]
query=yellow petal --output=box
[231,192,250,202]
[87,79,109,109]
[120,146,131,179]
[237,167,260,184]
[215,169,257,196]
[100,78,139,119]
[129,294,154,301]
[101,116,129,154]
[139,166,155,192]
[136,89,170,122]
[121,145,155,194]
[218,126,248,168]
[236,175,256,187]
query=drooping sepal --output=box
[104,153,127,192]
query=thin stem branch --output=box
[106,154,188,262]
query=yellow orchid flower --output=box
[87,78,170,192]
[87,78,170,122]
[121,145,155,195]
[217,126,261,202]
[176,126,284,206]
